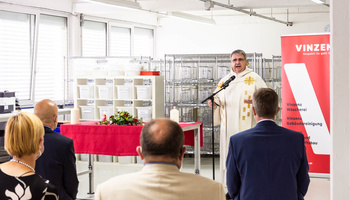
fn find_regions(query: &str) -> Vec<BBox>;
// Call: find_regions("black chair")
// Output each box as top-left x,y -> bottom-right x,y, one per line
0,124 -> 10,163
0,148 -> 9,163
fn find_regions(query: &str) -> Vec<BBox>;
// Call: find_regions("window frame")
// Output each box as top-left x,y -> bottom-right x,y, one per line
35,13 -> 69,102
108,22 -> 133,57
82,17 -> 156,58
0,8 -> 39,106
0,5 -> 156,106
0,5 -> 70,106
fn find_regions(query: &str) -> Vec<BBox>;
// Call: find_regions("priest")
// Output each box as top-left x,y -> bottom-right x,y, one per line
209,49 -> 267,191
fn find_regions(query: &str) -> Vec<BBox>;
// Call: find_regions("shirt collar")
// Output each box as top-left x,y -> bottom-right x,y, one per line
144,162 -> 178,167
44,125 -> 53,131
257,119 -> 275,124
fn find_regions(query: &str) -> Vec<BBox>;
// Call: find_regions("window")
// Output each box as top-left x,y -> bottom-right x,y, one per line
35,14 -> 67,101
110,26 -> 131,56
82,22 -> 154,58
0,11 -> 33,100
82,20 -> 107,56
0,9 -> 155,104
134,27 -> 154,57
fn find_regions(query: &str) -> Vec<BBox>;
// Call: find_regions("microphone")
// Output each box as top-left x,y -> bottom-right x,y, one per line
221,75 -> 236,88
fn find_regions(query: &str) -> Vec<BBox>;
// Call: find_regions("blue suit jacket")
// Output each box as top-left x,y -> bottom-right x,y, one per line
226,120 -> 310,200
35,126 -> 79,200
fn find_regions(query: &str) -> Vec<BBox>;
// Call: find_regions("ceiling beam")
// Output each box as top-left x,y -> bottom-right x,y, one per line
199,0 -> 293,26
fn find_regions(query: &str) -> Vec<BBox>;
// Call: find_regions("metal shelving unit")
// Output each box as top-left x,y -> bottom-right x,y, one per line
164,53 -> 264,154
262,56 -> 282,125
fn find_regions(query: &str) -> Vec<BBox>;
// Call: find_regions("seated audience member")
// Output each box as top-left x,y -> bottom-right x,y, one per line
226,88 -> 310,200
34,99 -> 79,200
0,112 -> 59,199
95,118 -> 225,200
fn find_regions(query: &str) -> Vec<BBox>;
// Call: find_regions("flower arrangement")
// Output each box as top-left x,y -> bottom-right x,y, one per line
98,111 -> 143,126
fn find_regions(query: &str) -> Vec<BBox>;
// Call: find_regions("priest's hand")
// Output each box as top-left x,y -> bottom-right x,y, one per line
244,99 -> 252,104
208,100 -> 217,109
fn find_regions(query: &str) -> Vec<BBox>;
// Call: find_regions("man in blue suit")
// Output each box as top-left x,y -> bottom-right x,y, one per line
226,88 -> 310,200
34,99 -> 79,200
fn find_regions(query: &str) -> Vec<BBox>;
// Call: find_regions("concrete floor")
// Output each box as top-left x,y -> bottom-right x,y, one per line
76,155 -> 330,200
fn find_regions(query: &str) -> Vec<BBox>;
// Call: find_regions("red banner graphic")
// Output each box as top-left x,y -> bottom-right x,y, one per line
281,33 -> 330,174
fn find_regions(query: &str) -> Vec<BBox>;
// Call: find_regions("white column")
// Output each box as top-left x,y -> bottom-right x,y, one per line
330,0 -> 350,199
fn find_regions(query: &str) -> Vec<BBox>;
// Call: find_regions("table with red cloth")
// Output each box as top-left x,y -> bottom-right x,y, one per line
60,121 -> 203,194
61,121 -> 203,156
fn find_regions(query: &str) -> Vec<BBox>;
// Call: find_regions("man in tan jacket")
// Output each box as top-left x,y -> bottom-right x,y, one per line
95,118 -> 225,200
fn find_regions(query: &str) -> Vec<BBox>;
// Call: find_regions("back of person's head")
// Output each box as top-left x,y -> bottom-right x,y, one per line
231,49 -> 247,60
253,88 -> 279,119
34,99 -> 58,125
140,118 -> 184,160
5,112 -> 44,157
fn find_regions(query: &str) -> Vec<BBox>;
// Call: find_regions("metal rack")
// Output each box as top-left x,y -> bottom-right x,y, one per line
262,56 -> 282,125
164,53 -> 264,154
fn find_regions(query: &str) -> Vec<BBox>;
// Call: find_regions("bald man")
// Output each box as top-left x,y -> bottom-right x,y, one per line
95,118 -> 225,200
34,99 -> 79,200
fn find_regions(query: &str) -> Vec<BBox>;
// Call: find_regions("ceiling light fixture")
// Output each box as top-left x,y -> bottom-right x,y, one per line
198,0 -> 293,26
86,0 -> 141,10
169,11 -> 216,25
204,0 -> 214,11
310,0 -> 325,4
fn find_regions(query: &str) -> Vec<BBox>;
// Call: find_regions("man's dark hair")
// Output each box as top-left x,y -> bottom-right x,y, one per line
231,49 -> 247,60
253,88 -> 279,118
140,119 -> 184,159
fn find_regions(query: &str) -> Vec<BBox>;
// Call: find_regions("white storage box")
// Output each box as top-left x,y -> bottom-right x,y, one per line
108,70 -> 124,76
79,154 -> 89,161
125,63 -> 142,76
78,85 -> 94,99
98,106 -> 114,120
94,70 -> 108,78
98,155 -> 113,162
125,70 -> 140,76
108,64 -> 125,77
135,85 -> 152,99
116,106 -> 133,114
97,85 -> 113,99
118,156 -> 133,164
136,156 -> 143,164
136,107 -> 152,122
116,85 -> 132,99
76,70 -> 92,77
218,66 -> 229,80
80,106 -> 95,120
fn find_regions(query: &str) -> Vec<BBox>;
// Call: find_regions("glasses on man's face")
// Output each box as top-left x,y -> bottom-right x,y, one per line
232,58 -> 245,62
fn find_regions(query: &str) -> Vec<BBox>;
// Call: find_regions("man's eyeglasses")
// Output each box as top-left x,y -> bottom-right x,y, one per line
232,58 -> 245,62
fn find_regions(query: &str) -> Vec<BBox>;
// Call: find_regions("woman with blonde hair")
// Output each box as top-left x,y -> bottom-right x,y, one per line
0,112 -> 59,199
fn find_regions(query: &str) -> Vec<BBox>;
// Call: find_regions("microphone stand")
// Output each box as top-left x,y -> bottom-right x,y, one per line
201,85 -> 229,180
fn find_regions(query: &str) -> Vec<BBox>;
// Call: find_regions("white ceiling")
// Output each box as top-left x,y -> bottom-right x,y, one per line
136,0 -> 329,12
76,0 -> 330,26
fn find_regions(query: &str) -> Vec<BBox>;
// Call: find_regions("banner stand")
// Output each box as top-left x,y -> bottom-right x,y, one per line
281,33 -> 330,176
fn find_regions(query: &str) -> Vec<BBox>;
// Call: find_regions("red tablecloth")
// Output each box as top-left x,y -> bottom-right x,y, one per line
61,121 -> 203,156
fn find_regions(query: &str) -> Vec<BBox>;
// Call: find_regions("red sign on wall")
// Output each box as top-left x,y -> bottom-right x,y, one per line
281,33 -> 330,174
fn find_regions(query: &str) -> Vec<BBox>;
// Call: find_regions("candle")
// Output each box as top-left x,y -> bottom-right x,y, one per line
170,106 -> 179,123
71,108 -> 80,124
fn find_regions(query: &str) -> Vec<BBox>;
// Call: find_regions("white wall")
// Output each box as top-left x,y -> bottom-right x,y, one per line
1,0 -> 158,27
73,2 -> 158,26
330,0 -> 350,199
156,12 -> 329,58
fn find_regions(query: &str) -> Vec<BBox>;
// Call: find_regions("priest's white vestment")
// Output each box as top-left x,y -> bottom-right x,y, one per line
213,67 -> 267,186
